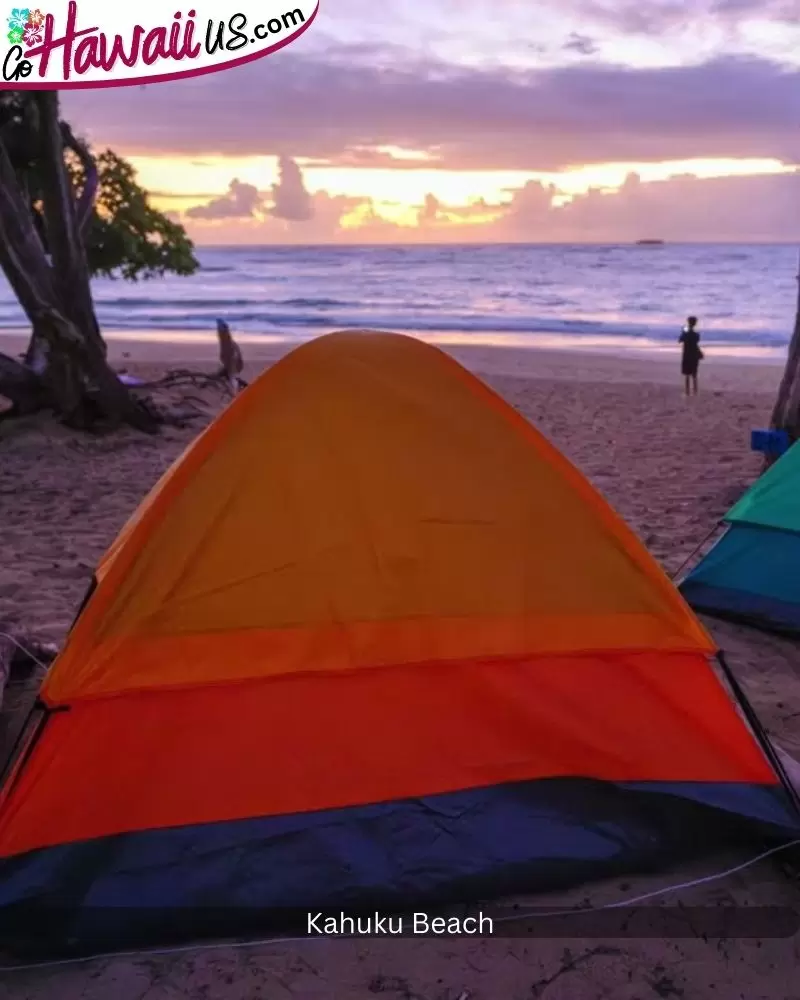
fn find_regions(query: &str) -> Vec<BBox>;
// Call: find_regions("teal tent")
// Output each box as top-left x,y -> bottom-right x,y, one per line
679,442 -> 800,633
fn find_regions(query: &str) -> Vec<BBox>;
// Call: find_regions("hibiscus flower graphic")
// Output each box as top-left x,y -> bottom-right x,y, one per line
6,7 -> 30,31
7,25 -> 23,44
22,21 -> 41,45
26,7 -> 44,26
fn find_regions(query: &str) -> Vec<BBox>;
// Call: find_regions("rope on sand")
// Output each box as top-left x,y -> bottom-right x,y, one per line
0,839 -> 798,973
0,633 -> 51,671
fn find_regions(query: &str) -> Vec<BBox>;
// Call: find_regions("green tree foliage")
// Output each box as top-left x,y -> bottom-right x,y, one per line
0,91 -> 164,429
0,90 -> 198,283
66,149 -> 199,281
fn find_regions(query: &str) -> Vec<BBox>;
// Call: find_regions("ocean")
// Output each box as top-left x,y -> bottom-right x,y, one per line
0,243 -> 796,358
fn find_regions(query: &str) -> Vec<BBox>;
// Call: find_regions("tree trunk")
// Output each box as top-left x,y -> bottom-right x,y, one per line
0,134 -> 57,307
0,125 -> 77,412
20,122 -> 100,372
0,93 -> 156,432
770,250 -> 800,447
0,154 -> 59,379
0,229 -> 50,375
34,94 -> 103,356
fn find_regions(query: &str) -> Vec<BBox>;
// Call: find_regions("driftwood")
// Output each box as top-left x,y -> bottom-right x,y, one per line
0,315 -> 247,430
217,319 -> 244,395
134,367 -> 249,392
0,315 -> 158,432
0,353 -> 247,431
129,361 -> 248,425
0,351 -> 213,429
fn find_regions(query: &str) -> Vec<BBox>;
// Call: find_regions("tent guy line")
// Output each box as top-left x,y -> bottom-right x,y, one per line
1,837 -> 798,975
0,633 -> 50,672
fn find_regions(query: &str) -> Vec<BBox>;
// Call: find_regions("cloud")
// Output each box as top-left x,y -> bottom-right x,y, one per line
413,194 -> 506,230
178,156 -> 405,243
303,147 -> 436,169
62,51 -> 800,171
418,193 -> 441,224
270,154 -> 314,221
186,179 -> 263,219
563,0 -> 800,34
185,156 -> 315,224
562,0 -> 698,34
180,168 -> 800,243
181,179 -> 374,244
563,32 -> 599,55
710,0 -> 800,19
490,168 -> 800,242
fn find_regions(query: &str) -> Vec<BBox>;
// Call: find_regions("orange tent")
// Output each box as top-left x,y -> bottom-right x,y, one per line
0,331 -> 796,957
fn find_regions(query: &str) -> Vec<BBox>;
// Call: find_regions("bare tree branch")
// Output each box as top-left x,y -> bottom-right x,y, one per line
59,120 -> 97,239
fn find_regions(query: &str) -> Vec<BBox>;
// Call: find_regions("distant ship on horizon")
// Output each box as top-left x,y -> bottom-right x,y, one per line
635,239 -> 665,245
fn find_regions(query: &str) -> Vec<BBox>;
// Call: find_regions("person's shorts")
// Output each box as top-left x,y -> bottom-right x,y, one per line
681,358 -> 699,376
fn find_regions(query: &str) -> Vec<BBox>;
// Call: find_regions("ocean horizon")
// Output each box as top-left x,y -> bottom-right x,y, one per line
0,242 -> 796,360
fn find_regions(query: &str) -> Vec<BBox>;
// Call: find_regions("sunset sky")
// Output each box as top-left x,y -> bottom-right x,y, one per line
63,0 -> 800,244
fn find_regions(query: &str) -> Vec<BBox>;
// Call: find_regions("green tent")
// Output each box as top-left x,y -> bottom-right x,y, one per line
726,442 -> 800,532
679,442 -> 800,633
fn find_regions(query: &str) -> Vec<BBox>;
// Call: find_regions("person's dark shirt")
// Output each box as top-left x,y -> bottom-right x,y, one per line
679,327 -> 701,360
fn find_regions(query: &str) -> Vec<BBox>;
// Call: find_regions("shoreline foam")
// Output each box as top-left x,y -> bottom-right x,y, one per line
0,325 -> 789,368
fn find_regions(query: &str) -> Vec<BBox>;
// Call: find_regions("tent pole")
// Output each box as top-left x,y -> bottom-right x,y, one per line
0,700 -> 47,798
670,521 -> 725,582
68,574 -> 98,633
0,699 -> 69,803
1,574 -> 90,803
716,650 -> 800,821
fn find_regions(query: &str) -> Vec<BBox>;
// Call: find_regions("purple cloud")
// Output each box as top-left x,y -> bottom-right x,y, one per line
493,169 -> 800,242
180,166 -> 800,243
186,179 -> 263,219
270,155 -> 314,221
563,0 -> 799,34
418,193 -> 441,224
184,156 -> 315,222
63,52 -> 800,171
563,32 -> 599,55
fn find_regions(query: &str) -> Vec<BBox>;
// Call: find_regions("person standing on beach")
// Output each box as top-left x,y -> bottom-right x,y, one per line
679,315 -> 703,396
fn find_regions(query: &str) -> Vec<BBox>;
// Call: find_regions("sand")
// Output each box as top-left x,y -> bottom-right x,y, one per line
0,333 -> 799,999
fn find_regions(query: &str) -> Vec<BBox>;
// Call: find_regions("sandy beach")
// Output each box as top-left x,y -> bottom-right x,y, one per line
1,333 -> 799,999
